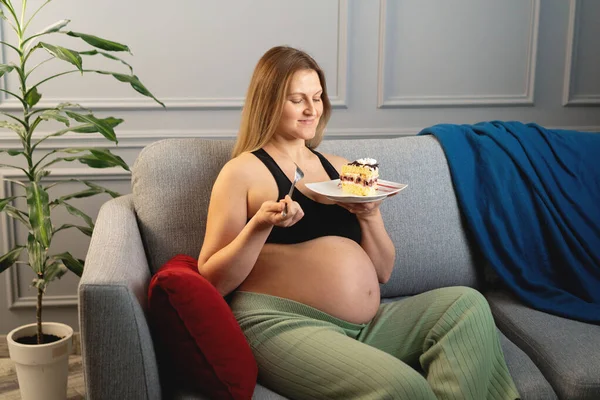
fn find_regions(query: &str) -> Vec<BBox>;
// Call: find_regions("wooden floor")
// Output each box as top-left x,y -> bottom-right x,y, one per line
0,356 -> 85,399
0,334 -> 85,399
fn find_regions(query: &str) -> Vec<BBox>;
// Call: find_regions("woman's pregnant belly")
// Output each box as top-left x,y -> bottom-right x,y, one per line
237,236 -> 381,324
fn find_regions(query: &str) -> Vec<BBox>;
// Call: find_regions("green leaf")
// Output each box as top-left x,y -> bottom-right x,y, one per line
65,111 -> 117,143
0,120 -> 26,136
95,71 -> 165,107
66,31 -> 131,53
0,163 -> 26,174
53,252 -> 84,277
35,169 -> 51,181
69,117 -> 122,133
54,223 -> 93,237
54,187 -> 103,202
26,182 -> 53,249
45,178 -> 121,198
45,102 -> 89,114
55,102 -> 89,112
0,8 -> 17,34
0,112 -> 25,127
0,2 -> 16,19
81,180 -> 121,198
43,260 -> 68,283
39,43 -> 83,72
74,156 -> 114,169
25,86 -> 42,107
39,110 -> 70,126
35,19 -> 70,36
80,50 -> 133,73
0,246 -> 24,274
1,178 -> 26,188
0,148 -> 23,156
3,205 -> 30,227
82,148 -> 129,170
58,200 -> 94,228
0,196 -> 17,212
40,148 -> 130,175
26,233 -> 46,274
0,64 -> 15,78
32,123 -> 110,148
27,102 -> 88,119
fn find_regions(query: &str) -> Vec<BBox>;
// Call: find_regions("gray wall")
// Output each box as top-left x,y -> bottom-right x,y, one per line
1,0 -> 599,334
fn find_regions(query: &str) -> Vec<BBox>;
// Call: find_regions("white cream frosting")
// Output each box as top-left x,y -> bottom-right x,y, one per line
356,158 -> 377,165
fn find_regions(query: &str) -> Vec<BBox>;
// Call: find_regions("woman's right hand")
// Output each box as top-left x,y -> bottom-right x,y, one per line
254,195 -> 304,228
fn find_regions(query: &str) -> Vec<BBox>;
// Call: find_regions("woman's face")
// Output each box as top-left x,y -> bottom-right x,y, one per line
276,69 -> 323,141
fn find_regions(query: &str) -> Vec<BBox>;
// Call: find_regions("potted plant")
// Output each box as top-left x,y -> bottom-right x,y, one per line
0,1 -> 163,398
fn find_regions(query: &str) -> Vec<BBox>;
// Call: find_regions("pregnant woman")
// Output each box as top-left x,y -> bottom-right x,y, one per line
197,45 -> 520,400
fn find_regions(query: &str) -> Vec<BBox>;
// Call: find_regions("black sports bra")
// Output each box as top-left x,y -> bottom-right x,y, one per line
251,148 -> 362,245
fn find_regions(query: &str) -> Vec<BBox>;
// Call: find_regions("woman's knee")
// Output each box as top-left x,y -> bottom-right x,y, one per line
435,286 -> 495,329
444,286 -> 490,310
458,286 -> 491,310
448,286 -> 498,336
462,285 -> 486,298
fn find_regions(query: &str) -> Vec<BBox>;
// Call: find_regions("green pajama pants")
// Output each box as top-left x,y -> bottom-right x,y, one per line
230,286 -> 520,400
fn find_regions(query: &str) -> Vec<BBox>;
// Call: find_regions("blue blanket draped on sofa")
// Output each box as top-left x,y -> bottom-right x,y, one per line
419,121 -> 600,324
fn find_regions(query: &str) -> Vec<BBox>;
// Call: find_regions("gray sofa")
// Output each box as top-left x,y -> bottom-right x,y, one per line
79,135 -> 600,400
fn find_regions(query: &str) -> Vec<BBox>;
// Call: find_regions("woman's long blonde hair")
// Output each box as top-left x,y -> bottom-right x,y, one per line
231,46 -> 332,158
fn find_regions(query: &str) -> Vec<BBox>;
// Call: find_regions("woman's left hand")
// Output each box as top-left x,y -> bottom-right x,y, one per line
335,200 -> 383,218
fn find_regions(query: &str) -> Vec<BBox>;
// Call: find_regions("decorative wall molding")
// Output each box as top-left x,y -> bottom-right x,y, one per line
1,168 -> 130,310
562,0 -> 600,106
0,0 -> 349,111
377,0 -> 540,108
331,0 -> 349,108
2,124 -> 597,152
0,130 -> 240,149
0,127 -> 420,151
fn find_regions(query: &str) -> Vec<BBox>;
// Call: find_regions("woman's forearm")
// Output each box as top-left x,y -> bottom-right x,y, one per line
357,210 -> 396,283
200,218 -> 272,295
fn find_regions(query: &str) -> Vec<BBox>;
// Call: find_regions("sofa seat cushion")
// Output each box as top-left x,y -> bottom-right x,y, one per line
148,254 -> 258,400
487,290 -> 600,400
497,331 -> 557,399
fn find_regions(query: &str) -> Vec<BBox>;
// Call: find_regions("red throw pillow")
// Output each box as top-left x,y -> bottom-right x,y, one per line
148,254 -> 257,400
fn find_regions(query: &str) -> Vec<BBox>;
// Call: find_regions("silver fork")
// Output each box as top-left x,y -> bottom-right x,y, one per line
282,163 -> 305,217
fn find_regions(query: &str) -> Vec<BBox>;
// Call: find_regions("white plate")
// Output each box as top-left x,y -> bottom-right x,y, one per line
305,179 -> 408,203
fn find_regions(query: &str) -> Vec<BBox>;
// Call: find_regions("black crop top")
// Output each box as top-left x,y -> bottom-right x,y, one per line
251,148 -> 362,245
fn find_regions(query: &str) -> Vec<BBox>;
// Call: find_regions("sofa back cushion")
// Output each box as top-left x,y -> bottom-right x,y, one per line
318,136 -> 480,296
132,136 -> 480,298
133,138 -> 231,274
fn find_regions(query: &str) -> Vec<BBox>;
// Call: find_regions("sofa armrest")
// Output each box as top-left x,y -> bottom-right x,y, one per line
79,195 -> 161,400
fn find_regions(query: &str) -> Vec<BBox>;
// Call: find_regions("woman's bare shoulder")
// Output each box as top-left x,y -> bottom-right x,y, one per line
218,151 -> 265,183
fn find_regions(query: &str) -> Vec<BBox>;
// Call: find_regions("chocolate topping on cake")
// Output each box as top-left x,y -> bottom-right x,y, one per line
349,158 -> 379,169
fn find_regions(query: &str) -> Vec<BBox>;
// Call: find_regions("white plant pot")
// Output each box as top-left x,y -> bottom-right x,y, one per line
7,322 -> 73,400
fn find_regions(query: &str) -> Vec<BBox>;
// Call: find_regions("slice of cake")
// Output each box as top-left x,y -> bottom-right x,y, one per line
340,158 -> 379,196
